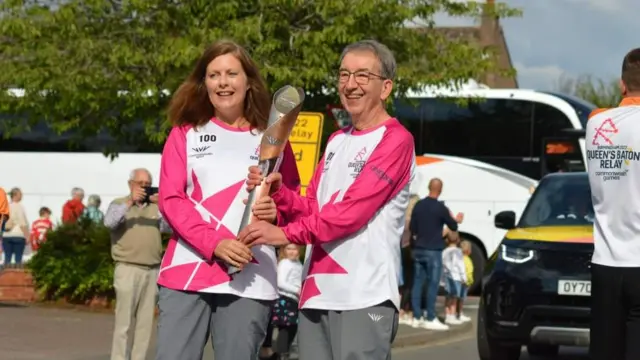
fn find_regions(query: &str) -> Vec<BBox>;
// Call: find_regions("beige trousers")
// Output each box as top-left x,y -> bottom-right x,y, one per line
110,262 -> 159,360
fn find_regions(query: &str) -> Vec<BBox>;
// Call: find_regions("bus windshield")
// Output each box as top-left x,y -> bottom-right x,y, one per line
539,91 -> 597,129
390,96 -> 585,180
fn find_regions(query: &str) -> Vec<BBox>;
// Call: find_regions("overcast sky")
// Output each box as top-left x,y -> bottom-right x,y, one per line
434,0 -> 639,90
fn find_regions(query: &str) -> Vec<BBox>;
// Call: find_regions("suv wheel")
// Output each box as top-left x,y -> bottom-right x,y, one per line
477,300 -> 521,360
527,344 -> 559,357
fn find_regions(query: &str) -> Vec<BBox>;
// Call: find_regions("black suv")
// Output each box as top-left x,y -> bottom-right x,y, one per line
477,173 -> 593,360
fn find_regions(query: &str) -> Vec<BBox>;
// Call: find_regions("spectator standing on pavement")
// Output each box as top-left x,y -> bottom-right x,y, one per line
3,188 -> 29,268
269,244 -> 303,360
105,168 -> 170,360
0,187 -> 9,262
29,207 -> 53,252
154,40 -> 300,360
399,193 -> 420,325
441,234 -> 469,325
586,48 -> 640,360
0,187 -> 9,235
62,187 -> 85,224
458,240 -> 474,322
82,194 -> 104,224
409,178 -> 463,331
241,39 -> 416,360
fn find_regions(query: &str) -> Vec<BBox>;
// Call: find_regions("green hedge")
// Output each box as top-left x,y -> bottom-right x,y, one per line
27,219 -> 170,303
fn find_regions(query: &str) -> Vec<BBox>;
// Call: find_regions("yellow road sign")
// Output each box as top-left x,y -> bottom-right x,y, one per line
289,112 -> 324,196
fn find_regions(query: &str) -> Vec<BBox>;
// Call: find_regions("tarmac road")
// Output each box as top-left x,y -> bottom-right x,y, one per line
396,336 -> 589,360
2,296 -> 589,360
0,299 -> 473,360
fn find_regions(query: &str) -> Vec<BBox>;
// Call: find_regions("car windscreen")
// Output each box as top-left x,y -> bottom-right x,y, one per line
519,175 -> 593,227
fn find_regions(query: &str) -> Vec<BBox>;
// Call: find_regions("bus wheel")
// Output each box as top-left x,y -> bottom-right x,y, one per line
464,236 -> 485,296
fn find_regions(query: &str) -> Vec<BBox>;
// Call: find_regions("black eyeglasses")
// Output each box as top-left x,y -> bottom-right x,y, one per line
338,70 -> 386,85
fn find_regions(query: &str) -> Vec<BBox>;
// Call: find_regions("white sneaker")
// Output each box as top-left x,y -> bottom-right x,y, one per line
445,315 -> 463,325
458,313 -> 472,323
398,314 -> 412,325
423,317 -> 450,331
410,317 -> 426,329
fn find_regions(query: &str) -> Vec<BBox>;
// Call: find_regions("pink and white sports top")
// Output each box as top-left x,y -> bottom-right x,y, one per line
273,118 -> 415,311
157,118 -> 300,300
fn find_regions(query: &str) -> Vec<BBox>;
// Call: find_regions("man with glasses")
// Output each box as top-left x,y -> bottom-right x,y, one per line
104,168 -> 170,360
240,40 -> 415,360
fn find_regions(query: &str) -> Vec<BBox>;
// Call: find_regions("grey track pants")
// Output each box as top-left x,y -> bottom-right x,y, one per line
298,301 -> 399,360
155,286 -> 273,360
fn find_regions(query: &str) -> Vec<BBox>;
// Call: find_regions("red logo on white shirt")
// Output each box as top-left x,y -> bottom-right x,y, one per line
347,147 -> 367,178
250,146 -> 260,161
354,147 -> 367,161
592,118 -> 618,146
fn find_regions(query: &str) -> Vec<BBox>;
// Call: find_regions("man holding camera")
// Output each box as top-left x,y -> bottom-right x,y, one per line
104,168 -> 170,360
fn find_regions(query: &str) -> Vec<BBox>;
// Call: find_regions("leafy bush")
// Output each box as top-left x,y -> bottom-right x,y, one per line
28,218 -> 115,303
28,218 -> 172,304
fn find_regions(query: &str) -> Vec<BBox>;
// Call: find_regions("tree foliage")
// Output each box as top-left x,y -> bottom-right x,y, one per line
0,0 -> 520,155
556,74 -> 622,108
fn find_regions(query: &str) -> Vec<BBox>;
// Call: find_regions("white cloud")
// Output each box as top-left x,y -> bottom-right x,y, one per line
501,0 -> 639,88
561,0 -> 625,13
427,0 -> 639,89
514,62 -> 567,91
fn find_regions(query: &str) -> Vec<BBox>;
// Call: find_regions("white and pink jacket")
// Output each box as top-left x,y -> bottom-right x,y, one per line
273,118 -> 416,311
157,118 -> 300,300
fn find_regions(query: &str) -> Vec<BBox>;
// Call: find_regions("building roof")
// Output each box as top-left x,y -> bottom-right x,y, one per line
427,1 -> 518,88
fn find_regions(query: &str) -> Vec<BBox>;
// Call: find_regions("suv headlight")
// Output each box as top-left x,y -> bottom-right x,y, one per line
500,244 -> 535,264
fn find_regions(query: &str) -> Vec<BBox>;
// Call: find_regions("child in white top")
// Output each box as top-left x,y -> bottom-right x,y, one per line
442,234 -> 467,325
270,244 -> 303,360
277,245 -> 303,301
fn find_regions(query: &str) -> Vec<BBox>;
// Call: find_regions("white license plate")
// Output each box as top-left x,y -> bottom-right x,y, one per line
557,280 -> 591,296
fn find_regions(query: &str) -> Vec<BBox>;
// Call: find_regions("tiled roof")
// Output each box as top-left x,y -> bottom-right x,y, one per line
435,27 -> 481,42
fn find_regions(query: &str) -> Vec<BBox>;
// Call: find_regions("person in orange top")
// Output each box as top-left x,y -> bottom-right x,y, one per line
587,48 -> 640,360
61,187 -> 85,224
30,207 -> 53,251
0,187 -> 9,235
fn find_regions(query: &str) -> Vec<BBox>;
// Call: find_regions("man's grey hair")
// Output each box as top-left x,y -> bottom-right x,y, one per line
87,194 -> 101,207
339,40 -> 397,80
129,168 -> 153,183
71,187 -> 84,198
